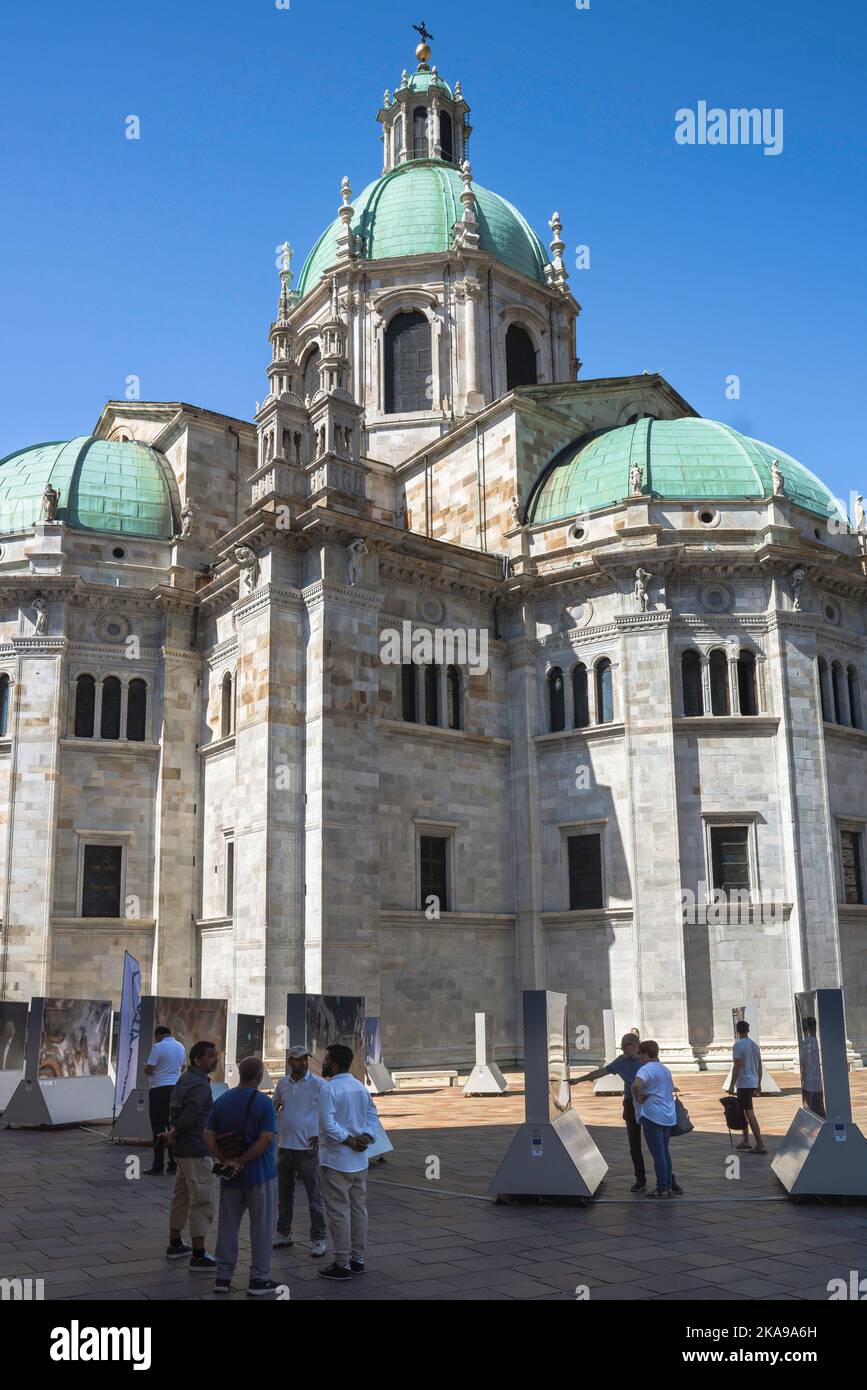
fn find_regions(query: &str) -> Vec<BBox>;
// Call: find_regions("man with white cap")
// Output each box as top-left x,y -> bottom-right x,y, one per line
272,1045 -> 327,1257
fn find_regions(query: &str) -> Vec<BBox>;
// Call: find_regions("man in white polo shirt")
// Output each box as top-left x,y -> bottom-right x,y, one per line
317,1043 -> 380,1282
272,1045 -> 327,1257
144,1025 -> 186,1175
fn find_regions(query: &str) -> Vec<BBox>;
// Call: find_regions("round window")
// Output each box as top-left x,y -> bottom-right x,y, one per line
569,523 -> 587,543
112,547 -> 126,559
698,508 -> 720,527
823,600 -> 841,626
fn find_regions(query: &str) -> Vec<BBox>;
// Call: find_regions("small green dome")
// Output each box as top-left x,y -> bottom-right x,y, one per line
403,71 -> 453,98
526,418 -> 840,524
0,436 -> 181,539
297,160 -> 548,296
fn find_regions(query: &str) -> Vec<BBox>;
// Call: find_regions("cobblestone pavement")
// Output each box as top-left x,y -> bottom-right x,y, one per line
1,1073 -> 865,1301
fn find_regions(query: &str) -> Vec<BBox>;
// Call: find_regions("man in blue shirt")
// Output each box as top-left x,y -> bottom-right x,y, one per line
205,1055 -> 278,1296
575,1032 -> 648,1192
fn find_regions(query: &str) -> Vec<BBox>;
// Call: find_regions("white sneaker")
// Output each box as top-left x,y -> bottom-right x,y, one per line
272,1234 -> 293,1248
310,1238 -> 327,1258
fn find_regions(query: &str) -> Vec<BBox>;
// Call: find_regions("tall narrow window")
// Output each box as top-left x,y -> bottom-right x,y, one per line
302,346 -> 320,401
832,662 -> 847,725
710,825 -> 750,893
841,830 -> 865,905
505,325 -> 538,390
221,673 -> 234,738
446,666 -> 461,730
439,110 -> 454,162
82,844 -> 123,918
548,667 -> 565,732
737,650 -> 758,716
682,650 -> 703,717
385,311 -> 431,414
401,664 -> 417,723
420,835 -> 448,910
226,840 -> 235,917
709,650 -> 730,716
0,674 -> 9,736
848,667 -> 862,729
412,106 -> 428,158
74,674 -> 96,738
393,114 -> 404,162
596,659 -> 614,724
126,679 -> 147,741
424,665 -> 440,727
572,664 -> 589,728
568,833 -> 603,910
818,657 -> 832,723
100,677 -> 122,740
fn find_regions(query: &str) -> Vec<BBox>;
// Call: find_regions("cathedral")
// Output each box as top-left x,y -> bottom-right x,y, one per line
1,39 -> 865,1071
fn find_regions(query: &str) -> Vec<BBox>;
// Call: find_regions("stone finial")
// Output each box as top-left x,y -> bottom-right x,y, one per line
383,89 -> 391,108
771,459 -> 785,496
341,176 -> 352,207
276,241 -> 293,319
548,211 -> 569,289
454,79 -> 463,99
452,160 -> 480,251
400,68 -> 409,88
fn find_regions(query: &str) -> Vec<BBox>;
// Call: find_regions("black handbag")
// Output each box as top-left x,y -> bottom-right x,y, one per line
670,1096 -> 694,1137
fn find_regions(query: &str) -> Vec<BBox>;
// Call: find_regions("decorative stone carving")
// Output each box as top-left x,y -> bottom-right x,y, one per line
629,464 -> 644,497
95,614 -> 130,643
509,495 -> 522,526
417,593 -> 444,624
634,567 -> 652,612
772,459 -> 785,497
41,483 -> 60,523
790,566 -> 807,611
179,497 -> 197,539
347,538 -> 369,587
233,544 -> 259,596
32,595 -> 48,634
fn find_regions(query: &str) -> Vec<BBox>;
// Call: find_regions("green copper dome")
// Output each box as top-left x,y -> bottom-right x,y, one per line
0,436 -> 181,539
526,418 -> 841,525
403,71 -> 453,98
297,160 -> 548,296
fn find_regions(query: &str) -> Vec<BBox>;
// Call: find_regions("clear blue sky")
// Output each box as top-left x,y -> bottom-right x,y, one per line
1,0 -> 864,504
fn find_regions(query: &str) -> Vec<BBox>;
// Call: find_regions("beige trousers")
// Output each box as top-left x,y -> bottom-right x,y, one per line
319,1165 -> 368,1267
169,1157 -> 215,1241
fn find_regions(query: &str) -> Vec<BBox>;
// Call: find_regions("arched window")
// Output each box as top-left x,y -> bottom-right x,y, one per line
682,650 -> 703,717
385,311 -> 432,415
548,667 -> 565,732
848,666 -> 862,730
221,673 -> 234,738
709,650 -> 730,716
447,666 -> 461,730
302,346 -> 320,401
100,676 -> 121,739
818,657 -> 832,723
737,650 -> 758,716
412,106 -> 428,158
401,664 -> 417,723
127,678 -> 147,742
439,111 -> 454,162
424,665 -> 440,726
506,324 -> 538,390
0,674 -> 10,736
572,664 -> 589,728
74,674 -> 96,738
596,659 -> 614,724
832,662 -> 847,725
393,115 -> 404,162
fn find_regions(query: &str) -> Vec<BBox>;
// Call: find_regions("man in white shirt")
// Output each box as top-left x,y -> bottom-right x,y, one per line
729,1020 -> 767,1153
144,1026 -> 186,1175
317,1043 -> 380,1282
272,1045 -> 327,1257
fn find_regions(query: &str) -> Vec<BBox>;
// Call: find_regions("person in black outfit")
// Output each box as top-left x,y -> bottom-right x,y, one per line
576,1032 -> 647,1192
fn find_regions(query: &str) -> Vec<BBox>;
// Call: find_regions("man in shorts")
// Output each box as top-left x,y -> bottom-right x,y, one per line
729,1019 -> 767,1154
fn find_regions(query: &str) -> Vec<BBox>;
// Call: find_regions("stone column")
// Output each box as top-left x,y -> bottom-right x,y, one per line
0,633 -> 66,1000
462,280 -> 484,413
617,611 -> 694,1061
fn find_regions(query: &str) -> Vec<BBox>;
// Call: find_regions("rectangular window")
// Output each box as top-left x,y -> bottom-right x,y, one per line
568,833 -> 603,910
710,826 -> 750,893
226,840 -> 235,916
82,844 -> 123,918
420,835 -> 448,912
841,830 -> 865,905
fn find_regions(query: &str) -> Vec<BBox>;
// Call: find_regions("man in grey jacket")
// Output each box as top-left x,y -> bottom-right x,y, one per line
160,1040 -> 219,1270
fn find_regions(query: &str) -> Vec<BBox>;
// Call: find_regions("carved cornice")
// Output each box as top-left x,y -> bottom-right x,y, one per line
6,636 -> 68,654
162,645 -> 202,665
613,611 -> 673,631
301,580 -> 385,612
533,622 -> 619,650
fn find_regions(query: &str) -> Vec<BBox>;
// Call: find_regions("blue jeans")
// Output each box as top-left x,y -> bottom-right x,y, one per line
640,1117 -> 674,1190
